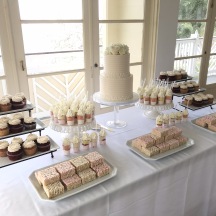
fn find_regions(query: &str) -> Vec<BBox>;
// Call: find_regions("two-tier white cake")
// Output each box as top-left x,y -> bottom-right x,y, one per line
100,44 -> 133,102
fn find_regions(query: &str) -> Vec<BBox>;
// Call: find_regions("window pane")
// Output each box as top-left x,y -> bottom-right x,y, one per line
178,0 -> 208,20
99,0 -> 144,20
18,0 -> 82,20
131,65 -> 142,92
26,52 -> 84,75
175,22 -> 206,57
174,57 -> 201,79
207,55 -> 216,84
22,24 -> 83,53
210,22 -> 216,54
99,23 -> 143,67
28,72 -> 85,112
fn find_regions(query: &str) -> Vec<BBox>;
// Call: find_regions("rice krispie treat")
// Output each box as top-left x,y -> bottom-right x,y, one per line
195,117 -> 207,127
150,134 -> 164,145
166,139 -> 179,150
174,135 -> 188,145
78,168 -> 96,184
70,156 -> 90,172
84,151 -> 104,167
164,129 -> 174,142
169,126 -> 182,137
61,174 -> 82,191
43,181 -> 64,199
208,124 -> 216,132
151,127 -> 169,138
35,167 -> 60,186
132,134 -> 155,149
141,146 -> 160,157
54,161 -> 75,180
91,162 -> 111,178
156,142 -> 170,153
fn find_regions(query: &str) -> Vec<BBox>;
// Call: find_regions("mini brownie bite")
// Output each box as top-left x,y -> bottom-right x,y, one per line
0,122 -> 9,137
36,135 -> 50,152
11,96 -> 25,110
8,118 -> 23,133
24,117 -> 36,130
0,97 -> 12,112
0,140 -> 9,157
7,143 -> 23,161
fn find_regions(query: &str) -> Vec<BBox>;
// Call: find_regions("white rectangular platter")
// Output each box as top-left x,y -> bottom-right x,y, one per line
179,100 -> 216,111
191,118 -> 216,134
28,157 -> 117,202
127,138 -> 194,161
172,88 -> 206,97
0,136 -> 59,168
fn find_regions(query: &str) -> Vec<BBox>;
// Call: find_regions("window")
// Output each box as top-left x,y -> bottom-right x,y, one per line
1,0 -> 146,114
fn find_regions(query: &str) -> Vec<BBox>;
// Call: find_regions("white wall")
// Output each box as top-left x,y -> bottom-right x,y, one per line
155,0 -> 180,77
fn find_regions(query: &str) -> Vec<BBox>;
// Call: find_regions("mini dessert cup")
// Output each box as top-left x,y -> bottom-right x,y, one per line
182,109 -> 189,122
62,138 -> 71,156
90,132 -> 98,148
144,95 -> 150,105
150,94 -> 157,106
67,116 -> 75,126
156,115 -> 163,127
72,135 -> 80,153
99,129 -> 106,145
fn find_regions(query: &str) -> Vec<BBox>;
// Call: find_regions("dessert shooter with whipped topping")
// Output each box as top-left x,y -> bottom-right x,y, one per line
163,114 -> 169,128
58,108 -> 66,125
77,109 -> 85,125
99,129 -> 106,145
90,132 -> 98,148
66,109 -> 75,126
82,132 -> 90,150
176,111 -> 182,123
150,92 -> 157,105
85,106 -> 93,123
156,115 -> 163,127
62,138 -> 71,156
165,89 -> 172,104
182,109 -> 189,121
169,112 -> 176,126
72,135 -> 80,153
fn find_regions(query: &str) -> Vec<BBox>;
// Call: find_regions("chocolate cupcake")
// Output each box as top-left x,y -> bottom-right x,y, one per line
193,83 -> 199,91
24,117 -> 36,130
7,143 -> 23,161
172,83 -> 180,93
11,137 -> 24,147
180,70 -> 187,79
0,98 -> 12,112
193,96 -> 203,107
167,71 -> 176,82
13,113 -> 24,124
36,136 -> 50,152
175,71 -> 182,80
206,94 -> 214,104
8,118 -> 24,133
26,133 -> 38,142
159,71 -> 168,80
11,96 -> 25,110
15,92 -> 26,105
202,95 -> 209,105
0,122 -> 9,137
187,84 -> 195,93
0,141 -> 9,157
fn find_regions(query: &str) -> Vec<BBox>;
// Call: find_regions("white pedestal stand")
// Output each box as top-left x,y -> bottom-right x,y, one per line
93,92 -> 139,129
135,102 -> 174,119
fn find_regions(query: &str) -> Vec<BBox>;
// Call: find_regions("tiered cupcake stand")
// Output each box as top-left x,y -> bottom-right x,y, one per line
93,92 -> 139,128
0,102 -> 59,168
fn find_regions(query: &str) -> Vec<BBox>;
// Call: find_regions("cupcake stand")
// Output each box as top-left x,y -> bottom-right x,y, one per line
0,102 -> 59,168
93,92 -> 139,128
135,102 -> 174,119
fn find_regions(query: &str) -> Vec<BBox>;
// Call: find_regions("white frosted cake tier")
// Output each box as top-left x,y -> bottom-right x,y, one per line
100,54 -> 133,102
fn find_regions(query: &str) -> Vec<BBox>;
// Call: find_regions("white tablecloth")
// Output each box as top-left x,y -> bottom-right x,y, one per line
1,100 -> 216,216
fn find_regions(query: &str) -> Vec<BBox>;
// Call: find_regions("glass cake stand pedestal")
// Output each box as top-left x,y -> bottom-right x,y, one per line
93,92 -> 139,129
135,102 -> 174,119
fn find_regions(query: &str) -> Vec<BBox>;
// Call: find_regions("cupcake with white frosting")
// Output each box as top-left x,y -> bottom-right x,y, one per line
7,143 -> 23,161
206,94 -> 214,104
0,97 -> 12,112
8,118 -> 23,133
0,141 -> 9,157
11,96 -> 25,109
23,140 -> 37,156
0,122 -> 9,137
24,117 -> 36,130
26,133 -> 38,142
36,135 -> 50,152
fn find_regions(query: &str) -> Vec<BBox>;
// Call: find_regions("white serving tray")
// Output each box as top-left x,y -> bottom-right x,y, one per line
28,156 -> 117,202
179,100 -> 216,111
126,138 -> 194,161
191,118 -> 216,134
0,136 -> 59,168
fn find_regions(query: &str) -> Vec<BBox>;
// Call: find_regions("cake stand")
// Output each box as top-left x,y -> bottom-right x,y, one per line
135,102 -> 174,119
93,92 -> 139,128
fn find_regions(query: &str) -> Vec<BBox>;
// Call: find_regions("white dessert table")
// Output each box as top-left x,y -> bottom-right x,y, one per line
1,97 -> 216,216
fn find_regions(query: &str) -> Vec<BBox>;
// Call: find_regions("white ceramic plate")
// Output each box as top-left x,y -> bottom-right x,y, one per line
191,118 -> 216,134
28,157 -> 117,202
127,138 -> 194,161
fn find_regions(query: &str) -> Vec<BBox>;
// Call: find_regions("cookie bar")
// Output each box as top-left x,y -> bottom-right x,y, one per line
70,156 -> 90,172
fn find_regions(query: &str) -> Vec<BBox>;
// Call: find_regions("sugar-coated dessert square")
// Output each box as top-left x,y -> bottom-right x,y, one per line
78,168 -> 96,184
205,115 -> 216,126
195,117 -> 207,127
91,162 -> 111,177
84,151 -> 104,167
54,161 -> 75,180
208,124 -> 216,132
132,134 -> 155,148
43,181 -> 64,199
166,139 -> 179,150
70,156 -> 90,172
150,134 -> 164,145
141,146 -> 160,157
61,174 -> 82,191
169,126 -> 182,137
164,129 -> 174,141
36,167 -> 60,186
174,136 -> 188,145
156,142 -> 170,153
151,127 -> 169,138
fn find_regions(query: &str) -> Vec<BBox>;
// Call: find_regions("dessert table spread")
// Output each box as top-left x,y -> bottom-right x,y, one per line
1,99 -> 216,216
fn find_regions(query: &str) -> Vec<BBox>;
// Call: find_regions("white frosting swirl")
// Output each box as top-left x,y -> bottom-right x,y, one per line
63,138 -> 71,146
0,141 -> 9,149
37,136 -> 49,144
23,140 -> 35,148
91,132 -> 98,140
8,119 -> 21,125
13,113 -> 24,119
11,137 -> 23,144
99,129 -> 106,137
12,96 -> 23,102
0,122 -> 8,129
66,109 -> 74,117
8,143 -> 21,152
26,133 -> 38,141
0,98 -> 10,105
24,117 -> 35,124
